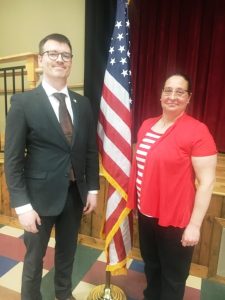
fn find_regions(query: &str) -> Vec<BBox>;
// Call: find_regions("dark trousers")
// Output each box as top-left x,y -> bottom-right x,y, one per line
138,213 -> 194,300
21,183 -> 83,300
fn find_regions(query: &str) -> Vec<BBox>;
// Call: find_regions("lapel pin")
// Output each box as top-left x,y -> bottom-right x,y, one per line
73,99 -> 77,103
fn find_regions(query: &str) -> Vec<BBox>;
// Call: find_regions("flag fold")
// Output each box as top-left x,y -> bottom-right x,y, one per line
97,0 -> 133,275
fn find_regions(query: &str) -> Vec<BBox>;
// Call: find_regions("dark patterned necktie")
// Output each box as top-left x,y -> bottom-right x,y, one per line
53,92 -> 73,144
53,92 -> 75,181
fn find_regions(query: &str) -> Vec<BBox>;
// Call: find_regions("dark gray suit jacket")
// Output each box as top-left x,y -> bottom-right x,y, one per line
4,84 -> 99,216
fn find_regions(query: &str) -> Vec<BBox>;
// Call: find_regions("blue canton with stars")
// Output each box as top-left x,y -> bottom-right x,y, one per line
106,0 -> 131,94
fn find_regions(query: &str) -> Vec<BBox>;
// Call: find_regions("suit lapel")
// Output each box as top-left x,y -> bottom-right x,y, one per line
35,85 -> 70,147
69,91 -> 79,145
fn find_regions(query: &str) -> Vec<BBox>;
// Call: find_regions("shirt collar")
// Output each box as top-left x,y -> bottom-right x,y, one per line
42,80 -> 69,98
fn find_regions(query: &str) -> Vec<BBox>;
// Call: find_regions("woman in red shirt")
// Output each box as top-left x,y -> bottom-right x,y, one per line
127,74 -> 217,300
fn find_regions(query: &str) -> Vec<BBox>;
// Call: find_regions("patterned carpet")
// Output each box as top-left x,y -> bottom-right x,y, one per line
0,224 -> 203,300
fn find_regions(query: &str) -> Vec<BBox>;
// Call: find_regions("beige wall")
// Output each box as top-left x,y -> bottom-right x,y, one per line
0,0 -> 85,136
0,0 -> 85,84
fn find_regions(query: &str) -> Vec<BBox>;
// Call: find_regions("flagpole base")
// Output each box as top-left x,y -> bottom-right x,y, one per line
87,284 -> 127,300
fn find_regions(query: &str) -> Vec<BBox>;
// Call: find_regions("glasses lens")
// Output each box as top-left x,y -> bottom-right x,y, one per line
61,52 -> 73,62
47,51 -> 58,60
163,88 -> 173,95
175,89 -> 186,97
163,88 -> 187,97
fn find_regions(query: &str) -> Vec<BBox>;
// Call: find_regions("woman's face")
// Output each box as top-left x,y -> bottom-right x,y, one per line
160,75 -> 191,115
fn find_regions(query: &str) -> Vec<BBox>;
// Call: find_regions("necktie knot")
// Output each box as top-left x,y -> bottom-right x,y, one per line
53,92 -> 73,142
53,92 -> 66,103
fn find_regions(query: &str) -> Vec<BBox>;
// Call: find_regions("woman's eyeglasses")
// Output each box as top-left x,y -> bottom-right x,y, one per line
162,88 -> 188,98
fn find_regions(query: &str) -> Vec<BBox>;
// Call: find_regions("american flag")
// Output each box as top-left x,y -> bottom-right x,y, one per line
97,0 -> 132,275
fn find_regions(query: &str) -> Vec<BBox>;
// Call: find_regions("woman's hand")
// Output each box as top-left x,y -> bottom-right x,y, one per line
181,222 -> 200,247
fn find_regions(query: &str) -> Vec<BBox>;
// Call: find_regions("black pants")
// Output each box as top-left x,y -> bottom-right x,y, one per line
138,213 -> 194,300
21,183 -> 83,300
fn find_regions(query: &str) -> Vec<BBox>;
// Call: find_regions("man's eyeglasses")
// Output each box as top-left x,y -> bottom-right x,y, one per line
41,51 -> 73,62
162,88 -> 188,98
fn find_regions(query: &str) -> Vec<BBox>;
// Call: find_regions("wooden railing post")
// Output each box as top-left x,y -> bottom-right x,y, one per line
25,54 -> 39,89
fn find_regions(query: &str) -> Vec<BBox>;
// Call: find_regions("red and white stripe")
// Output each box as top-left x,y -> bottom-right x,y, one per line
136,130 -> 162,209
98,70 -> 132,273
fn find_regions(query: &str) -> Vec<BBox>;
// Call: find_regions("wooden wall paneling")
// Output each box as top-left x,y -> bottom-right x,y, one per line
221,196 -> 225,218
80,213 -> 92,236
198,215 -> 215,266
78,176 -> 108,250
91,176 -> 107,239
206,194 -> 224,218
0,163 -> 13,217
1,168 -> 12,216
189,262 -> 208,278
79,176 -> 108,240
0,164 -> 3,214
192,238 -> 201,263
198,195 -> 223,266
0,133 -> 4,151
208,217 -> 225,278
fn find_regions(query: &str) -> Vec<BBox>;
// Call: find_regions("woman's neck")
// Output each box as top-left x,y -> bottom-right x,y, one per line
161,111 -> 185,127
151,111 -> 185,134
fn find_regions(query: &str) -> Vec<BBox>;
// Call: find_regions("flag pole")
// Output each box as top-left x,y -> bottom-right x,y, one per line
87,271 -> 127,300
88,0 -> 132,298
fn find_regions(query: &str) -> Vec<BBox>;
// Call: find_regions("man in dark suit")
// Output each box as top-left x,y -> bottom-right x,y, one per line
4,33 -> 99,300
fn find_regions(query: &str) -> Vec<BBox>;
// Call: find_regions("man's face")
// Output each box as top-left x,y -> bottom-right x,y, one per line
38,39 -> 72,83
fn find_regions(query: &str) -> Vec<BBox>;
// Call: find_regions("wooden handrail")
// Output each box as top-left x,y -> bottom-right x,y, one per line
0,52 -> 84,91
0,52 -> 37,63
0,52 -> 39,89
